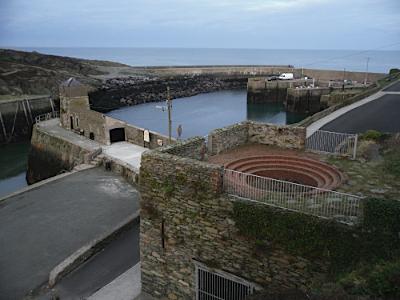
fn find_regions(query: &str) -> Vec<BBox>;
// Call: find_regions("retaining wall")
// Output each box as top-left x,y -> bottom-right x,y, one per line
139,149 -> 328,299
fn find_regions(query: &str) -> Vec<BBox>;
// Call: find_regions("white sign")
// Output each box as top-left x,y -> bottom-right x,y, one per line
157,139 -> 163,146
144,130 -> 150,143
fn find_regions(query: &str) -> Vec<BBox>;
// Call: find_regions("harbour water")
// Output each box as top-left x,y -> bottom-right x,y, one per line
0,143 -> 30,198
107,90 -> 308,139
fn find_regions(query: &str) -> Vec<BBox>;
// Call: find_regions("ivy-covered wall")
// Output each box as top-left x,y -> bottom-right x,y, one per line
233,198 -> 400,298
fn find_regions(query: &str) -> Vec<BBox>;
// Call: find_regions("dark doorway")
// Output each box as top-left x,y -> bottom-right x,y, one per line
89,132 -> 95,140
110,128 -> 125,143
70,116 -> 74,129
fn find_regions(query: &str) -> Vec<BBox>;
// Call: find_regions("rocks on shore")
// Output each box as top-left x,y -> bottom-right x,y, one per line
89,75 -> 247,112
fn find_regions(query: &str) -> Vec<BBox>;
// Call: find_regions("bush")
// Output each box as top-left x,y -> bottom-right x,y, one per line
384,151 -> 400,177
232,198 -> 400,297
339,260 -> 400,298
389,68 -> 400,75
360,130 -> 387,142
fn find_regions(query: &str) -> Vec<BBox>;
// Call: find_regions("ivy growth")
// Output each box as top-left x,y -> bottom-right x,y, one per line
232,198 -> 400,279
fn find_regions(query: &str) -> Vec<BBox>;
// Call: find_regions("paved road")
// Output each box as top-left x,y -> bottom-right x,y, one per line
36,222 -> 140,300
0,167 -> 139,300
320,81 -> 400,134
383,81 -> 400,92
321,94 -> 400,134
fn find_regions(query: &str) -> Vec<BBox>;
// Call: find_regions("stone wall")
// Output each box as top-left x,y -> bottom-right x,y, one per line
27,123 -> 98,184
248,121 -> 306,149
207,122 -> 306,155
302,68 -> 384,83
208,122 -> 249,155
139,150 -> 327,299
159,137 -> 206,160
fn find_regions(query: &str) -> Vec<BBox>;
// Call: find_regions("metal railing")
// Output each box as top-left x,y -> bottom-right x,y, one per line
35,111 -> 60,124
224,169 -> 362,224
306,130 -> 358,159
195,262 -> 255,300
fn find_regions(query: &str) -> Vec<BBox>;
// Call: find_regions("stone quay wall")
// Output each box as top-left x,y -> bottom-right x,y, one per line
139,149 -> 328,299
285,88 -> 332,114
0,96 -> 57,144
27,122 -> 98,184
208,121 -> 306,156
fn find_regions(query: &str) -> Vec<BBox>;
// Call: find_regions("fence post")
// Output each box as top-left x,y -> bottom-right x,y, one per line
352,134 -> 358,160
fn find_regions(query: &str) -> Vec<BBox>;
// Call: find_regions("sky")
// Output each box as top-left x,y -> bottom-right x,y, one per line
0,0 -> 399,50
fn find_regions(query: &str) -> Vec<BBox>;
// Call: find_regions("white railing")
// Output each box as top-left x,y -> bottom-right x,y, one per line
224,169 -> 362,224
35,111 -> 60,124
306,130 -> 358,159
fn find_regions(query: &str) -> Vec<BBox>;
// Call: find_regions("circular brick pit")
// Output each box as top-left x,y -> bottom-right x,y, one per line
225,155 -> 344,190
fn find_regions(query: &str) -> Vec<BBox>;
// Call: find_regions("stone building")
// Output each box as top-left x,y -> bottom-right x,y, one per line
59,77 -> 170,147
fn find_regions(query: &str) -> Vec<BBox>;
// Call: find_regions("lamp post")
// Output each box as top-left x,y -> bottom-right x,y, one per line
166,86 -> 172,143
364,57 -> 370,86
156,86 -> 173,143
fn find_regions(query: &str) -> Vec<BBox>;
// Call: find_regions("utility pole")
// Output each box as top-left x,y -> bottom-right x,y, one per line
342,68 -> 346,92
364,57 -> 370,86
166,86 -> 172,143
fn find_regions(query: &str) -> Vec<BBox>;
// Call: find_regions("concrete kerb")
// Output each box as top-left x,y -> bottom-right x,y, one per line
48,211 -> 140,287
0,164 -> 95,204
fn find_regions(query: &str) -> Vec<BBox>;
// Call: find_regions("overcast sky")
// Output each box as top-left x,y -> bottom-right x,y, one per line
0,0 -> 399,50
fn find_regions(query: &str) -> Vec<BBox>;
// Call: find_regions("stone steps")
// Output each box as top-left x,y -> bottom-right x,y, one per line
225,155 -> 344,190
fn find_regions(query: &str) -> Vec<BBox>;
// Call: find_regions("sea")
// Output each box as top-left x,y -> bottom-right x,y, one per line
12,47 -> 400,73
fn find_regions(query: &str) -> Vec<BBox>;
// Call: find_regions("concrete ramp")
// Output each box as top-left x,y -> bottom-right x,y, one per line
0,167 -> 139,299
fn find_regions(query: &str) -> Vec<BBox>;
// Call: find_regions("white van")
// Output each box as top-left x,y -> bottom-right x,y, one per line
278,73 -> 294,80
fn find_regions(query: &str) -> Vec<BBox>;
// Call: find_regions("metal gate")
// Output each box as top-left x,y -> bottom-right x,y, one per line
195,263 -> 255,300
306,130 -> 358,159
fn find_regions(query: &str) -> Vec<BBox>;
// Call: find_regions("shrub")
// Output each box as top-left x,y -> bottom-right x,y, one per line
339,260 -> 400,298
389,68 -> 400,75
360,130 -> 387,142
384,151 -> 400,177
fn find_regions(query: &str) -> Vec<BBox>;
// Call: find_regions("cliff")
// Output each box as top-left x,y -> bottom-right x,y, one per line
0,48 -> 130,96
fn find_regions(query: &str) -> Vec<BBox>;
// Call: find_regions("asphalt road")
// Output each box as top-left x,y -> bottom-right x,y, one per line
36,221 -> 140,300
321,93 -> 400,134
0,167 -> 139,300
383,81 -> 400,92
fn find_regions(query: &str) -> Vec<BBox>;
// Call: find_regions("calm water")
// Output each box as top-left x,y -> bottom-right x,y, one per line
107,90 -> 308,139
15,47 -> 400,73
0,143 -> 30,198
